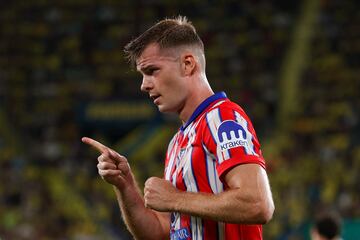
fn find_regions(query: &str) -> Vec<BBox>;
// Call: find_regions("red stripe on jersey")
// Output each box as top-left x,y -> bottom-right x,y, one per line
225,223 -> 263,239
164,92 -> 265,240
203,219 -> 219,239
191,143 -> 213,193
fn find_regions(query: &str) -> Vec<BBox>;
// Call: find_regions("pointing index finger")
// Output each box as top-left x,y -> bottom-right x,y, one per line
82,137 -> 108,153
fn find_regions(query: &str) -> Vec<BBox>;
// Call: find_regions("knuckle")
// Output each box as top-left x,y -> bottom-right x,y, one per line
109,149 -> 116,156
146,177 -> 155,185
99,169 -> 110,176
144,179 -> 150,186
98,162 -> 108,170
97,162 -> 102,169
103,150 -> 110,158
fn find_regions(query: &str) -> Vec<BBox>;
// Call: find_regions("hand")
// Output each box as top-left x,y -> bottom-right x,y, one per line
82,137 -> 133,189
144,177 -> 179,212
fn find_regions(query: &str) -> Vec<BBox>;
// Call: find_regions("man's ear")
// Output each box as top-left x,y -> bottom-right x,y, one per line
182,54 -> 196,76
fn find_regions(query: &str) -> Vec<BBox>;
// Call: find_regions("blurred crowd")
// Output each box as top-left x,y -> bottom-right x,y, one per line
0,0 -> 358,239
266,0 -> 360,238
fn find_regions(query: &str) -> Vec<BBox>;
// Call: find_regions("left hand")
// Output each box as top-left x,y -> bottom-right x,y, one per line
144,177 -> 179,212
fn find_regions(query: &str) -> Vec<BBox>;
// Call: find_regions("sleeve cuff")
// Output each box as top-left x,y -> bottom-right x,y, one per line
217,155 -> 266,183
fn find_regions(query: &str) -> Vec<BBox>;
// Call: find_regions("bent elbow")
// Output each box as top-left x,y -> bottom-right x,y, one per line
257,200 -> 275,224
249,196 -> 274,224
262,204 -> 275,224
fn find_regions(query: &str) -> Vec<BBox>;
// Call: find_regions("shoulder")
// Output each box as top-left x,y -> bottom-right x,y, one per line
202,99 -> 252,127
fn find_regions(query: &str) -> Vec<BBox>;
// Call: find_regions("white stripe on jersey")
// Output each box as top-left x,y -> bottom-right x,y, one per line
182,149 -> 196,192
203,144 -> 223,194
167,134 -> 177,159
212,100 -> 226,108
234,111 -> 258,156
183,120 -> 195,135
182,148 -> 203,240
206,108 -> 231,163
171,121 -> 198,184
170,212 -> 182,236
165,140 -> 178,181
190,215 -> 203,240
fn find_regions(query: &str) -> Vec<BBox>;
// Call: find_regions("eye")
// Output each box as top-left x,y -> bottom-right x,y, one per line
145,67 -> 159,76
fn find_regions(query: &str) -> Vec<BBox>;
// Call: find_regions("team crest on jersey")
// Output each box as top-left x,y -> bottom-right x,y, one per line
217,120 -> 248,151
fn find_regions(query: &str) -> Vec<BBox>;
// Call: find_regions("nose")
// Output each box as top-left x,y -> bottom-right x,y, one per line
140,76 -> 153,92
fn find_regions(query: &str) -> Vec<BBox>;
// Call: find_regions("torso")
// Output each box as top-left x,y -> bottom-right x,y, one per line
164,93 -> 265,240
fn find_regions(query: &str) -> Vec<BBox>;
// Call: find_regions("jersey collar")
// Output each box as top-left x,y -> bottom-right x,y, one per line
181,91 -> 227,131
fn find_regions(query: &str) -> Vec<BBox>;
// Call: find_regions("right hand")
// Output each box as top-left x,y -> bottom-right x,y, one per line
82,137 -> 133,189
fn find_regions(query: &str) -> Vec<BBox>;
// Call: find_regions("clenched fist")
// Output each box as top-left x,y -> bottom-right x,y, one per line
144,177 -> 180,212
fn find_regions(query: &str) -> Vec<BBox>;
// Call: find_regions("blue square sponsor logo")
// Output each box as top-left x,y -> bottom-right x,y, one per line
217,120 -> 248,151
170,227 -> 191,240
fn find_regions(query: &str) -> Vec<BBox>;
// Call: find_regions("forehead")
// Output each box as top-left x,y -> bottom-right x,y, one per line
136,43 -> 177,70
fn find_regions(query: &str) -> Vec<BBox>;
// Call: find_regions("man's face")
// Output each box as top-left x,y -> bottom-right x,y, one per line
136,43 -> 189,114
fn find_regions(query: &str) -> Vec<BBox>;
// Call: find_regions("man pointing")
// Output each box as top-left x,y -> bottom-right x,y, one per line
83,16 -> 274,240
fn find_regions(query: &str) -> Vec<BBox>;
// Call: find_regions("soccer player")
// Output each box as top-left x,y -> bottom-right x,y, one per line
82,16 -> 274,240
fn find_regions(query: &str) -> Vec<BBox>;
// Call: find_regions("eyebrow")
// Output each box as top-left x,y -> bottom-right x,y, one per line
137,64 -> 158,73
136,56 -> 179,72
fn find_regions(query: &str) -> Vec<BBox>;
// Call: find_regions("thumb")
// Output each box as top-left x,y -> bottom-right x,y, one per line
109,149 -> 128,164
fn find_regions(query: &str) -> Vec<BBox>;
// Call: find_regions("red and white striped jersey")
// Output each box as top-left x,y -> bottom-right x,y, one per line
164,92 -> 265,240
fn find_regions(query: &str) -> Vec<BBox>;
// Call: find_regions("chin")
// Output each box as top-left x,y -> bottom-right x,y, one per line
157,105 -> 176,114
157,105 -> 167,113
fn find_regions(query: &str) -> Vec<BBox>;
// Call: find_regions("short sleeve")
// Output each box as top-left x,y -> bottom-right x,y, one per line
202,102 -> 266,182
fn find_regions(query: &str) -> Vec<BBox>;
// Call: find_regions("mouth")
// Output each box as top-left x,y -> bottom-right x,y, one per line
150,94 -> 161,103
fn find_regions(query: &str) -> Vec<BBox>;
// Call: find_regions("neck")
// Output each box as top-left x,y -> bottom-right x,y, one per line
178,76 -> 214,123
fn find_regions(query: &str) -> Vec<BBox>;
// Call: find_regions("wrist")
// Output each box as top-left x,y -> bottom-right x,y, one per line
113,183 -> 144,208
114,171 -> 136,190
172,190 -> 185,212
114,179 -> 136,195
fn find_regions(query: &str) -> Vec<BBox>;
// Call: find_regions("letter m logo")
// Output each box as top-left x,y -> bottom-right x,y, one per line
217,120 -> 246,143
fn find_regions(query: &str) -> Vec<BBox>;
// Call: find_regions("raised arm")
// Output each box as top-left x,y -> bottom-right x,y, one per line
82,137 -> 170,240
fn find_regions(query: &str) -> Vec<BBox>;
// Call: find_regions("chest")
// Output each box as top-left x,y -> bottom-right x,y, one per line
164,126 -> 221,193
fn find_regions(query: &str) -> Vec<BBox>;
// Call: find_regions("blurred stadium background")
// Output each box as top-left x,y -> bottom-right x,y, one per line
0,0 -> 359,239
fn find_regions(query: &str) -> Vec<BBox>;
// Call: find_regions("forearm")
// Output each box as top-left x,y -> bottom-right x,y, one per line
82,138 -> 169,239
173,188 -> 272,224
114,184 -> 168,240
